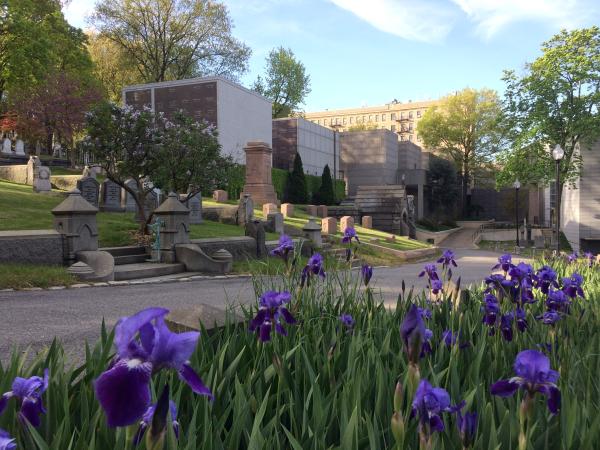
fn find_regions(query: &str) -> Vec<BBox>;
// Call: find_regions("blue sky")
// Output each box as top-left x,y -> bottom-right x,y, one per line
64,0 -> 600,111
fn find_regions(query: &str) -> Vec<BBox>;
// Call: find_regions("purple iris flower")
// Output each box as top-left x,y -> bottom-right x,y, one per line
133,400 -> 180,445
535,266 -> 558,294
566,252 -> 578,263
482,293 -> 500,327
442,330 -> 471,349
94,308 -> 212,428
0,369 -> 49,427
418,306 -> 432,320
361,264 -> 373,286
339,314 -> 355,330
400,304 -> 427,364
301,253 -> 326,287
493,253 -> 514,273
546,289 -> 571,313
536,311 -> 561,325
0,429 -> 16,450
431,279 -> 443,295
437,249 -> 458,268
500,313 -> 514,341
249,291 -> 296,342
562,273 -> 584,299
515,308 -> 528,332
411,380 -> 463,434
422,328 -> 434,357
490,349 -> 560,414
342,226 -> 359,244
584,252 -> 595,267
418,263 -> 439,280
456,411 -> 478,448
269,234 -> 294,263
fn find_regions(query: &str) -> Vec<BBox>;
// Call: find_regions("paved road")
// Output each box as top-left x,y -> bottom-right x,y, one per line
0,249 -> 526,364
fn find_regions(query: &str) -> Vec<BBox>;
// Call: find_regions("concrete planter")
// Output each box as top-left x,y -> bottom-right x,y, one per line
415,227 -> 461,245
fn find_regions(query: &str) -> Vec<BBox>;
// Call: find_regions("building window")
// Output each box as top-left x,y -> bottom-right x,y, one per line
417,110 -> 421,118
324,119 -> 328,125
363,115 -> 366,122
382,114 -> 386,121
401,112 -> 405,119
375,115 -> 379,122
391,125 -> 396,132
409,123 -> 413,131
400,135 -> 405,141
368,115 -> 372,121
391,113 -> 396,120
409,111 -> 413,119
349,117 -> 353,124
343,117 -> 347,125
409,134 -> 413,141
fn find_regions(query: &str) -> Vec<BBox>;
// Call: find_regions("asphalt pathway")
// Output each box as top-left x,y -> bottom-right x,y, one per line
0,249 -> 527,364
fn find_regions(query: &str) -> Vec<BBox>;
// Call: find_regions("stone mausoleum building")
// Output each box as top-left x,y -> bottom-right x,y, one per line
122,76 -> 272,163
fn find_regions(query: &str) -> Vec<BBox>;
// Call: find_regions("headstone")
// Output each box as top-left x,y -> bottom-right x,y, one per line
281,203 -> 294,218
14,139 -> 25,156
267,212 -> 284,234
135,190 -> 158,222
362,216 -> 373,229
245,220 -> 267,257
534,235 -> 545,249
2,138 -> 11,154
26,156 -> 38,184
306,205 -> 318,216
82,165 -> 94,179
122,179 -> 138,212
241,141 -> 278,205
213,190 -> 228,202
340,216 -> 355,232
262,203 -> 278,217
76,176 -> 100,207
101,179 -> 123,212
317,205 -> 328,218
303,218 -> 322,247
33,166 -> 52,192
237,193 -> 254,225
187,193 -> 203,224
321,217 -> 337,235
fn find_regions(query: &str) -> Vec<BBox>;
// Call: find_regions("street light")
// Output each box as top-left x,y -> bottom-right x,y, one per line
552,144 -> 565,254
513,179 -> 521,247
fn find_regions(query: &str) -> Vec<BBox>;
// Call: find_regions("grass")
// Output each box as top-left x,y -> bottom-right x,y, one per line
0,263 -> 75,289
1,254 -> 599,448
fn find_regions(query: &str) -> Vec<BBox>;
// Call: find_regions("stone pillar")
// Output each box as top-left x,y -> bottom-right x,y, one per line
362,216 -> 373,229
340,216 -> 355,232
317,205 -> 328,218
306,205 -> 317,216
321,217 -> 337,235
262,203 -> 278,217
281,203 -> 294,217
242,141 -> 278,205
52,189 -> 99,265
153,192 -> 190,263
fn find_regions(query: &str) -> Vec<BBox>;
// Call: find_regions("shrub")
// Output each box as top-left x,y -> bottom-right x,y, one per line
285,153 -> 308,203
312,164 -> 335,205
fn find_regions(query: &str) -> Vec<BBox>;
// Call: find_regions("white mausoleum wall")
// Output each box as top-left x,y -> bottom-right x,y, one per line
296,118 -> 339,177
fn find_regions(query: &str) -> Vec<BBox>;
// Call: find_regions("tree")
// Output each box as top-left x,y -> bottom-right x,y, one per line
427,157 -> 459,220
10,71 -> 102,163
498,27 -> 600,204
91,0 -> 251,83
285,152 -> 308,204
1,0 -> 95,103
87,32 -> 139,103
253,47 -> 311,118
418,88 -> 503,217
312,164 -> 335,205
152,110 -> 233,199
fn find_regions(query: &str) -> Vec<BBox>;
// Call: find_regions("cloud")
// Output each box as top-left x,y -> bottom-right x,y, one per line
452,0 -> 595,39
329,0 -> 457,43
63,0 -> 95,30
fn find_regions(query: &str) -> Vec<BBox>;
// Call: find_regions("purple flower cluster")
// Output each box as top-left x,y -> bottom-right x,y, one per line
269,234 -> 294,264
437,249 -> 458,277
342,226 -> 359,244
418,263 -> 443,296
535,272 -> 583,326
301,253 -> 326,287
339,314 -> 355,331
0,429 -> 16,450
400,304 -> 433,363
249,291 -> 296,342
0,369 -> 49,427
411,380 -> 464,434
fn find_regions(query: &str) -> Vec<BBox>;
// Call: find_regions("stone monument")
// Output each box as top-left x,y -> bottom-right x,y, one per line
306,205 -> 318,216
14,139 -> 25,156
303,218 -> 323,247
262,203 -> 278,217
101,179 -> 124,212
242,141 -> 278,205
362,216 -> 373,229
237,193 -> 254,225
321,217 -> 337,235
77,176 -> 100,207
267,212 -> 284,234
2,138 -> 11,154
245,220 -> 268,257
281,203 -> 294,217
317,205 -> 328,218
187,193 -> 203,225
122,179 -> 138,212
213,190 -> 228,203
34,166 -> 52,193
340,216 -> 355,232
153,192 -> 191,263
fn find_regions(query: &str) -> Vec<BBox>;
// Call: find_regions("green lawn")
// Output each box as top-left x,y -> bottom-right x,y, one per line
0,263 -> 75,289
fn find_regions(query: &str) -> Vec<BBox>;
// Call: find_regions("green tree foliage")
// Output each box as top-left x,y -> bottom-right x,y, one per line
0,0 -> 94,102
253,47 -> 311,118
418,88 -> 503,216
312,164 -> 335,205
498,27 -> 600,198
91,0 -> 251,83
427,157 -> 459,220
285,152 -> 308,204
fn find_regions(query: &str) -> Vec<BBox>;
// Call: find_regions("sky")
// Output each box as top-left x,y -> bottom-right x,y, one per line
63,0 -> 600,111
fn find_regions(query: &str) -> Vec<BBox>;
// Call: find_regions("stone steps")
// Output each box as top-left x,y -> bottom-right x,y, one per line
100,245 -> 147,257
114,262 -> 186,281
113,254 -> 149,265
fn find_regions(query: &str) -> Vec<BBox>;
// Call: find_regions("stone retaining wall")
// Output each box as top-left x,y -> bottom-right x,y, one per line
0,165 -> 28,184
0,230 -> 63,265
51,175 -> 80,191
191,236 -> 256,259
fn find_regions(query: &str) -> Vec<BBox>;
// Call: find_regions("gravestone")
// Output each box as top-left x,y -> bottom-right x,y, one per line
317,205 -> 328,218
281,203 -> 294,217
14,139 -> 25,156
237,193 -> 254,225
262,203 -> 278,217
245,220 -> 267,257
122,179 -> 138,212
241,141 -> 278,205
2,138 -> 11,154
33,166 -> 52,192
26,156 -> 38,184
101,179 -> 123,211
362,216 -> 373,229
267,212 -> 284,234
306,205 -> 318,216
321,217 -> 337,235
213,190 -> 228,202
135,190 -> 158,222
340,216 -> 355,232
77,177 -> 100,207
187,193 -> 203,224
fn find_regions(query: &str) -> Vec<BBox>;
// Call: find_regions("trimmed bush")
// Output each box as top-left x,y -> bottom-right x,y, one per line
312,164 -> 335,205
285,153 -> 308,203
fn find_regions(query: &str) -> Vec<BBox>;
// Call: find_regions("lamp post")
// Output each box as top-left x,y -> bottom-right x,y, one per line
513,180 -> 521,247
552,144 -> 565,254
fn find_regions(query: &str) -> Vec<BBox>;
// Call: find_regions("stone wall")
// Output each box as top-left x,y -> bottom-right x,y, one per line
51,175 -> 81,191
0,230 -> 63,265
0,164 -> 28,184
191,236 -> 257,259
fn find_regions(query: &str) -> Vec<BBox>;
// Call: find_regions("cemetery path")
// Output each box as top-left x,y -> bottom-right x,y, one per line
0,249 -> 528,364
